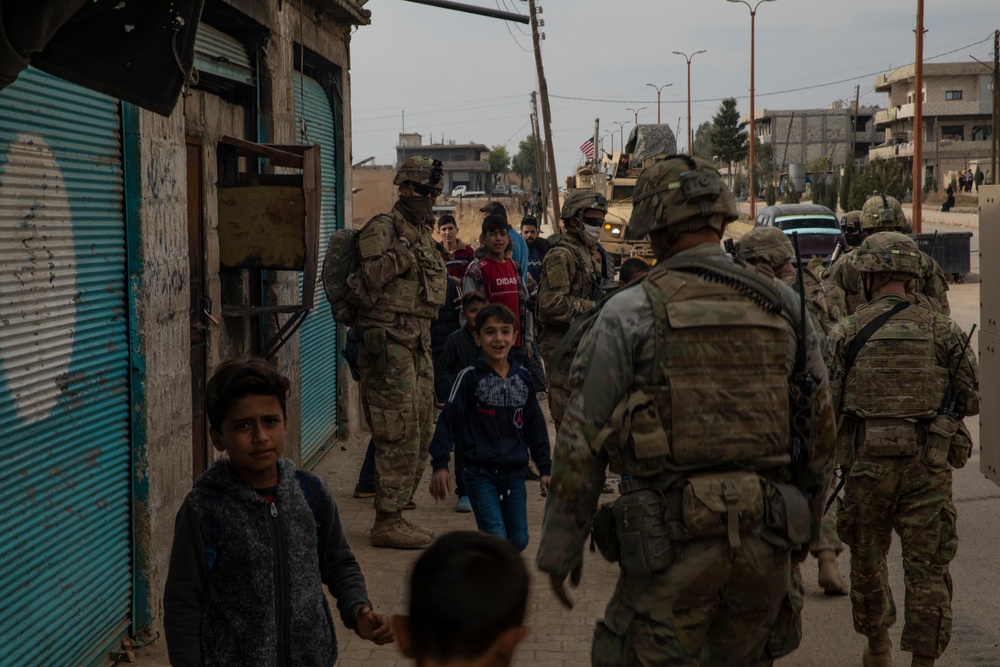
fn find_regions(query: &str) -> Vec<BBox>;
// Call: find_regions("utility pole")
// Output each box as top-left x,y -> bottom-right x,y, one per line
593,118 -> 600,168
530,93 -> 548,228
993,30 -> 999,185
528,0 -> 561,221
850,85 -> 860,162
912,0 -> 925,233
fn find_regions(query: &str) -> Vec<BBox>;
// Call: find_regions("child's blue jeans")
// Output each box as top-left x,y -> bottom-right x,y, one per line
462,465 -> 529,552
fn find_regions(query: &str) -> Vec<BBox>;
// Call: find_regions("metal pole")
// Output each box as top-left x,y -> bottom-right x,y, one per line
912,0 -> 924,233
593,118 -> 600,168
749,8 -> 757,219
528,0 -> 561,221
687,59 -> 692,152
400,0 -> 529,23
993,30 -> 999,185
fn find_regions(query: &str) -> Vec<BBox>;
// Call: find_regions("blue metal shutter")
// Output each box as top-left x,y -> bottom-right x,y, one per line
193,22 -> 254,86
0,69 -> 130,665
294,73 -> 340,464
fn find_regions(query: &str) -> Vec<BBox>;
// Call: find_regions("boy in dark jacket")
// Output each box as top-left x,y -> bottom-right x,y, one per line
429,304 -> 551,552
164,359 -> 392,666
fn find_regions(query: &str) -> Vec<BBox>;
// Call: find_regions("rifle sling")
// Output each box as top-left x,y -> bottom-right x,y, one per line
843,301 -> 910,376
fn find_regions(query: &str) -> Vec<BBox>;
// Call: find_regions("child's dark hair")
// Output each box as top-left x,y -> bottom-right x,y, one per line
481,213 -> 509,237
437,213 -> 456,228
462,290 -> 488,310
520,216 -> 538,230
407,532 -> 528,661
475,303 -> 516,333
619,257 -> 650,285
205,358 -> 290,431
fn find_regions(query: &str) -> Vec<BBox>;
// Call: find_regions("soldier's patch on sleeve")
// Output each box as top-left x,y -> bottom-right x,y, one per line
545,252 -> 571,288
358,218 -> 391,258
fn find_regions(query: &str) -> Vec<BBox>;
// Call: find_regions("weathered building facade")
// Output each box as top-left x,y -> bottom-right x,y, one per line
0,1 -> 367,663
397,132 -> 492,193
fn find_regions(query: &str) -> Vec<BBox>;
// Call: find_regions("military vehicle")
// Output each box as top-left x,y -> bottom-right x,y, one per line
584,124 -> 677,267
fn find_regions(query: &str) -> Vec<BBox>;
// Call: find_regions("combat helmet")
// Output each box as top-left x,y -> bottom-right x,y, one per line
393,156 -> 445,196
627,155 -> 738,240
561,189 -> 607,220
853,231 -> 921,280
737,226 -> 793,271
861,193 -> 906,231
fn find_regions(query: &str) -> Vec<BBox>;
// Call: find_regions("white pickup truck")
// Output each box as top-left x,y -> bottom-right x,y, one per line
450,185 -> 486,198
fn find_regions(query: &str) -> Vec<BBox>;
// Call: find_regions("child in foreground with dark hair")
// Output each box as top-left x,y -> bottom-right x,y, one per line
163,358 -> 392,666
393,531 -> 530,666
429,303 -> 551,551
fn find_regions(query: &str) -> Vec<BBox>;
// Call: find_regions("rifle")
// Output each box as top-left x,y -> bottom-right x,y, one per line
927,230 -> 939,260
788,232 -> 813,487
940,323 -> 976,419
723,238 -> 739,258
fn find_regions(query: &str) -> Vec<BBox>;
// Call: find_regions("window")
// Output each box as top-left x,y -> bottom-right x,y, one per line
452,153 -> 468,161
973,125 -> 992,141
941,125 -> 965,141
945,90 -> 963,101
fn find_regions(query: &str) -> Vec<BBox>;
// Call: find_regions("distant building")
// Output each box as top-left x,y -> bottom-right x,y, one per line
752,102 -> 881,174
870,62 -> 994,186
396,133 -> 492,193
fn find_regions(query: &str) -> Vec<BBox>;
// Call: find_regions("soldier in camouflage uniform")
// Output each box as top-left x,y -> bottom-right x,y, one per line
824,194 -> 950,315
537,156 -> 837,666
738,226 -> 850,596
536,189 -> 608,427
352,157 -> 448,549
828,232 -> 979,667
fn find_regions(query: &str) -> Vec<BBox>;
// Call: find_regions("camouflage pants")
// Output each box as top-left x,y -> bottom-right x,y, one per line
359,337 -> 435,515
836,455 -> 957,659
537,328 -> 570,428
810,473 -> 844,556
593,533 -> 793,667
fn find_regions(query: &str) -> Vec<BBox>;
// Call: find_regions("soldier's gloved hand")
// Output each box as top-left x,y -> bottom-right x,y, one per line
549,564 -> 582,610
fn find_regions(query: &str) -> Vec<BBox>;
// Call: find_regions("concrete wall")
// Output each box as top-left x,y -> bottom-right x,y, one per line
136,0 -> 360,639
352,165 -> 396,227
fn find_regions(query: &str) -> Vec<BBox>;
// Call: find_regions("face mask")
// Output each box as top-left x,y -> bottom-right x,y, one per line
395,197 -> 434,224
844,228 -> 865,247
583,223 -> 603,245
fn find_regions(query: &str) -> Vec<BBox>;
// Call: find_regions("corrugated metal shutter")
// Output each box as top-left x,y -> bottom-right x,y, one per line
0,68 -> 130,665
294,73 -> 340,464
194,22 -> 254,86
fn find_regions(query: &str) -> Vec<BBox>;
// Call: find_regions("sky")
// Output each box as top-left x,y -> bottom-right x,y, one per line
348,0 -> 997,183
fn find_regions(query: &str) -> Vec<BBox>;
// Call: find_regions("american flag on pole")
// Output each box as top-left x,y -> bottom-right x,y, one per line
579,137 -> 595,160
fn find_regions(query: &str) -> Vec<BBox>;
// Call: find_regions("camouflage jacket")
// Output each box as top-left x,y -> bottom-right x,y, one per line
776,262 -> 847,337
536,233 -> 601,334
828,293 -> 979,425
355,204 -> 443,348
823,248 -> 950,316
536,243 -> 837,579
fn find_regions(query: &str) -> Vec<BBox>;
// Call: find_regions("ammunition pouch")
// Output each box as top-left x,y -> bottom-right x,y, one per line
612,489 -> 673,574
681,472 -> 764,549
860,418 -> 920,457
923,413 -> 959,469
362,327 -> 388,376
948,421 -> 972,469
764,482 -> 813,547
591,503 -> 621,563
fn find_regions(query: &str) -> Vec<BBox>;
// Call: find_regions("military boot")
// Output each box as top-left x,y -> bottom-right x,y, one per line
910,655 -> 935,667
400,515 -> 435,539
817,551 -> 849,596
862,633 -> 893,667
370,513 -> 432,549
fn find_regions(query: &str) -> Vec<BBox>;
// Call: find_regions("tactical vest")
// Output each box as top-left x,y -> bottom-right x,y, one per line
602,264 -> 793,477
354,213 -> 447,324
842,302 -> 948,456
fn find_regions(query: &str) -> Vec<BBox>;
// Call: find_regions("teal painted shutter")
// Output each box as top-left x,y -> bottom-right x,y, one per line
294,73 -> 340,464
194,22 -> 254,86
0,69 -> 131,665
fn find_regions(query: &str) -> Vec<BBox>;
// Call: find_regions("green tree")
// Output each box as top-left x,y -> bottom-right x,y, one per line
783,180 -> 802,204
848,158 -> 907,210
709,98 -> 749,184
488,144 -> 510,183
511,135 -> 537,186
753,138 -> 773,199
765,182 -> 777,206
692,121 -> 714,159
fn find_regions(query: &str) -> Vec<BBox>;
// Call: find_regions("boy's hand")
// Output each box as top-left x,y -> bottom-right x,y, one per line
429,469 -> 452,500
355,605 -> 394,645
539,475 -> 551,497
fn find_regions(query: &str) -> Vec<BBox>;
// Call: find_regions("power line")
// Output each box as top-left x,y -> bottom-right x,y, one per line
496,0 -> 532,51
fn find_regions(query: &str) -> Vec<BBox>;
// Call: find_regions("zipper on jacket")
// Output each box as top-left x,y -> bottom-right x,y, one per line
269,501 -> 290,667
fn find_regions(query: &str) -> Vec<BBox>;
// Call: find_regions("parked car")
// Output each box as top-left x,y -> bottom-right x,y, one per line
753,203 -> 847,265
492,184 -> 511,196
510,185 -> 524,196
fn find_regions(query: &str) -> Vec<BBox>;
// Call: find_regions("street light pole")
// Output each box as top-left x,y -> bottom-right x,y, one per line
626,107 -> 648,126
605,131 -> 615,157
728,0 -> 776,220
672,49 -> 707,154
614,121 -> 632,154
645,82 -> 672,124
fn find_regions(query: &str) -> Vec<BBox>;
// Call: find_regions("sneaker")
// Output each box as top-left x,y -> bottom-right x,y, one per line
455,496 -> 472,513
353,484 -> 376,499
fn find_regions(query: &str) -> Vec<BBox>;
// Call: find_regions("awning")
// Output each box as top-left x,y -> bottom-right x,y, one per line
0,0 -> 204,117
